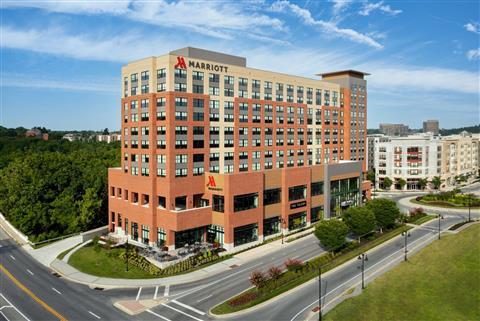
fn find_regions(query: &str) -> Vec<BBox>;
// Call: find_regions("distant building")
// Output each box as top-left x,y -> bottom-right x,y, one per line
97,133 -> 121,143
374,132 -> 479,190
25,128 -> 49,141
423,119 -> 439,135
62,133 -> 79,142
379,123 -> 409,136
366,134 -> 388,171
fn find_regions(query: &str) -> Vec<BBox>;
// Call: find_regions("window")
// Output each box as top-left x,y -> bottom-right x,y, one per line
213,195 -> 224,212
209,73 -> 220,82
141,71 -> 149,81
193,71 -> 204,80
264,188 -> 281,205
157,68 -> 166,78
311,182 -> 324,196
234,193 -> 258,212
174,69 -> 187,78
288,185 -> 307,201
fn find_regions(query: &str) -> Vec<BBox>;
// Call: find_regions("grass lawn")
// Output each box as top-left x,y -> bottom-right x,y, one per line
68,245 -> 157,279
324,224 -> 480,321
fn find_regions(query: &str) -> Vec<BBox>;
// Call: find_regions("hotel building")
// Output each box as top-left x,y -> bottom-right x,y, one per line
108,47 -> 370,251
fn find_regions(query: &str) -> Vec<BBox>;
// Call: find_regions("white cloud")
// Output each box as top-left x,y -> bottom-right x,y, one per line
1,72 -> 117,93
466,49 -> 480,60
0,26 -> 188,62
2,0 -> 285,41
331,0 -> 351,14
359,1 -> 402,16
464,22 -> 480,34
271,0 -> 384,49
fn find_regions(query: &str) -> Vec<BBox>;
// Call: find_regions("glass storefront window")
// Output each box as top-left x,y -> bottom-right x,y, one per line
310,206 -> 324,223
175,226 -> 205,248
288,212 -> 307,230
213,195 -> 224,212
234,193 -> 259,212
131,222 -> 138,241
234,224 -> 258,246
263,216 -> 281,236
288,185 -> 307,201
264,188 -> 281,205
157,228 -> 166,247
311,182 -> 324,196
207,225 -> 224,245
142,225 -> 150,244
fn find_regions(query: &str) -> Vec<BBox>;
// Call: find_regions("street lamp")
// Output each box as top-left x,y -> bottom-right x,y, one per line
281,218 -> 287,244
125,238 -> 129,272
402,231 -> 411,261
357,253 -> 368,289
437,215 -> 444,240
318,264 -> 322,321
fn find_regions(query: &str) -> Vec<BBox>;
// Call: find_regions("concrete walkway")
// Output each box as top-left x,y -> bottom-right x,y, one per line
49,228 -> 315,288
27,235 -> 83,267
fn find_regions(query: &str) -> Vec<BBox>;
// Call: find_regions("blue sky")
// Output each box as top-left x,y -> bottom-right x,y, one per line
1,0 -> 479,130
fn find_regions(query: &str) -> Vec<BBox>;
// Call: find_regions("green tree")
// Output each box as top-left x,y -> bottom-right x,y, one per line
418,178 -> 428,190
342,206 -> 376,239
367,170 -> 375,184
431,176 -> 442,190
314,219 -> 348,252
103,128 -> 109,135
366,198 -> 400,233
383,177 -> 393,190
398,178 -> 407,190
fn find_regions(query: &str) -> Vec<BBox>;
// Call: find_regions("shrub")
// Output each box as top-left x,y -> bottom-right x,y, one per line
250,270 -> 268,289
228,292 -> 258,307
285,258 -> 304,273
267,266 -> 282,283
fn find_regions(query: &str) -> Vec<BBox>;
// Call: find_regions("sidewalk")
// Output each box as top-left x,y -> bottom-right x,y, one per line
28,235 -> 83,267
50,229 -> 316,288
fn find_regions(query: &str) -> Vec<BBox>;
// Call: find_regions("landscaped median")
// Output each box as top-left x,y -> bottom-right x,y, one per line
211,224 -> 411,315
410,189 -> 480,209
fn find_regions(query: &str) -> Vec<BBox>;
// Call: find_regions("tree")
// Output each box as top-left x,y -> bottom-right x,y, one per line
314,219 -> 348,252
366,198 -> 400,233
250,270 -> 267,289
267,266 -> 282,285
342,206 -> 376,239
397,178 -> 407,190
367,170 -> 375,184
431,176 -> 442,190
418,178 -> 428,190
103,128 -> 109,135
383,177 -> 393,190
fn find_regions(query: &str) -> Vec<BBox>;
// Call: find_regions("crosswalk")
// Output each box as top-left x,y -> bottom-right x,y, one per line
132,286 -> 209,321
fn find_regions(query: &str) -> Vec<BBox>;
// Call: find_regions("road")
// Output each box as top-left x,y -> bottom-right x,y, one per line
1,184 -> 479,321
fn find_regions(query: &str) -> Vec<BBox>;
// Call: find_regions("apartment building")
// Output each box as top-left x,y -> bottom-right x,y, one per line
373,132 -> 479,190
423,119 -> 439,135
108,47 -> 370,251
379,123 -> 409,136
440,131 -> 479,185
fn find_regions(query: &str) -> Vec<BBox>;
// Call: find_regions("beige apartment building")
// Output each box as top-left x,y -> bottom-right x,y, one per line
440,131 -> 479,186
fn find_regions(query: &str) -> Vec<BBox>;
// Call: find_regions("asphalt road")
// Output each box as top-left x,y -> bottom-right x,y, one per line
1,184 -> 479,321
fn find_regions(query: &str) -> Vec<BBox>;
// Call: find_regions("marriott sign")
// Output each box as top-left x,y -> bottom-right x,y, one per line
175,56 -> 229,73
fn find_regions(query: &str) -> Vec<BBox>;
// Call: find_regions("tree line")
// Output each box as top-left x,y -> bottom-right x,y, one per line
0,136 -> 120,242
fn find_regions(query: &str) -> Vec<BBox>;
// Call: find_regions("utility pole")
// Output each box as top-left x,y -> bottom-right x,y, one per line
318,264 -> 322,321
125,238 -> 129,272
358,253 -> 368,289
402,231 -> 411,261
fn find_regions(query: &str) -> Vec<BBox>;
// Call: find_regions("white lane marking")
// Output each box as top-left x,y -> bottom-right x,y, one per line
0,311 -> 11,321
135,287 -> 142,301
51,288 -> 61,295
175,262 -> 264,299
146,309 -> 172,321
196,294 -> 213,303
171,299 -> 206,315
26,269 -> 34,276
160,303 -> 203,321
88,311 -> 101,319
154,286 -> 159,300
164,285 -> 169,297
9,255 -> 15,261
289,230 -> 444,321
0,305 -> 13,310
0,293 -> 31,321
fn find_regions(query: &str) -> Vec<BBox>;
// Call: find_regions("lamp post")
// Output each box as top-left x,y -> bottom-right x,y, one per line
402,231 -> 411,261
281,218 -> 286,244
357,253 -> 368,289
125,238 -> 129,272
318,264 -> 322,321
437,214 -> 444,240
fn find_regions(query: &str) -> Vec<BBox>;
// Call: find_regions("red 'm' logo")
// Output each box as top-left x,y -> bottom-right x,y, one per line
207,176 -> 216,187
175,56 -> 187,69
